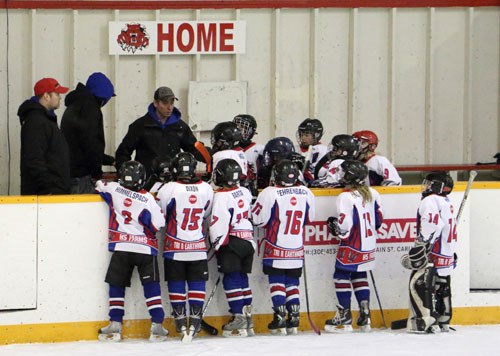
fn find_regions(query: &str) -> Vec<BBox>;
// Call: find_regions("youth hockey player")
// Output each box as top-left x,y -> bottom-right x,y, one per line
156,152 -> 214,342
313,134 -> 359,187
324,160 -> 383,333
256,136 -> 297,189
209,159 -> 256,338
96,160 -> 168,342
252,159 -> 315,335
295,118 -> 328,184
400,171 -> 456,333
352,130 -> 402,186
233,114 -> 264,193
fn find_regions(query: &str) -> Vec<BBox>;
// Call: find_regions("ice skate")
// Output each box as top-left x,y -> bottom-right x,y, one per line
356,300 -> 371,332
149,322 -> 168,342
286,304 -> 300,335
324,305 -> 353,333
407,316 -> 436,334
243,305 -> 255,336
98,321 -> 122,342
222,314 -> 248,338
439,323 -> 451,332
268,305 -> 287,335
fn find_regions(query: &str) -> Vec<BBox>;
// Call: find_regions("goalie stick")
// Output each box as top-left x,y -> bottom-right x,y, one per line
391,171 -> 477,330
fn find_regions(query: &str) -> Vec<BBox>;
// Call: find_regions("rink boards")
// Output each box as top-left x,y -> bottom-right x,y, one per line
1,182 -> 500,344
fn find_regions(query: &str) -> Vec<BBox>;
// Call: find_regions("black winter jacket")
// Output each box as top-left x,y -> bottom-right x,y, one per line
61,83 -> 114,179
115,106 -> 202,176
18,99 -> 71,195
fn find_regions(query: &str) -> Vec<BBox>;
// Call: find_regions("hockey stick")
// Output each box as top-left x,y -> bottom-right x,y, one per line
391,171 -> 478,330
369,271 -> 387,328
200,274 -> 222,336
302,257 -> 321,335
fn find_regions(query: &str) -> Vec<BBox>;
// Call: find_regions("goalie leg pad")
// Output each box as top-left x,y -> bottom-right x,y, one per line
435,275 -> 452,326
407,267 -> 436,333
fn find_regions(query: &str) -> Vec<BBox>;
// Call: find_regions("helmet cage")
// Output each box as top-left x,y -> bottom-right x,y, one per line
233,116 -> 256,141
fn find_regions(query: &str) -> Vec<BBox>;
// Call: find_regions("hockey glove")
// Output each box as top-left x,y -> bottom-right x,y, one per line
408,243 -> 428,270
327,216 -> 342,237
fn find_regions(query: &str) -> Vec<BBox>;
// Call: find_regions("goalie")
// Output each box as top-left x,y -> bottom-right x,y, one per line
401,171 -> 457,333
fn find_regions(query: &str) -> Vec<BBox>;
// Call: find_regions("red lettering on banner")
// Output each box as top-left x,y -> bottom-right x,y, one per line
219,23 -> 234,51
177,23 -> 195,52
157,23 -> 174,52
198,23 -> 216,52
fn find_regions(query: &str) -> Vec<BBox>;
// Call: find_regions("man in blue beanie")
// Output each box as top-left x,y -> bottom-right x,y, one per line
61,72 -> 116,194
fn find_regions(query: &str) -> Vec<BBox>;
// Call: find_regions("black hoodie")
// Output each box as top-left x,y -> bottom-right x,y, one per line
18,98 -> 71,195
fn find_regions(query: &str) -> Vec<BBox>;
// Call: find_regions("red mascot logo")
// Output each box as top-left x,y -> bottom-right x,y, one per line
117,23 -> 150,54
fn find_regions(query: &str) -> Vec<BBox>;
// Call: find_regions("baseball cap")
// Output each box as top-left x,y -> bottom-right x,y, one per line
154,86 -> 178,102
34,78 -> 69,96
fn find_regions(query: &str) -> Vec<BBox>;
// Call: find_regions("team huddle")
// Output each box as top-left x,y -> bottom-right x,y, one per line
95,115 -> 458,342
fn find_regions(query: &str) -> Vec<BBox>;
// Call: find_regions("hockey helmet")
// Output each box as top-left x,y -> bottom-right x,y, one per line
151,156 -> 174,183
339,160 -> 368,186
171,152 -> 197,182
328,134 -> 360,160
296,118 -> 324,148
421,171 -> 454,197
211,121 -> 243,153
272,159 -> 299,187
353,130 -> 379,154
233,114 -> 257,142
263,137 -> 296,168
118,160 -> 146,191
213,158 -> 243,188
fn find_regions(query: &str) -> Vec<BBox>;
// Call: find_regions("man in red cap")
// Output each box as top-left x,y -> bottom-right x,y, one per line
17,77 -> 71,195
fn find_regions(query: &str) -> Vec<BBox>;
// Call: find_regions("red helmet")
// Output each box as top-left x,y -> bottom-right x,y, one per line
353,130 -> 378,152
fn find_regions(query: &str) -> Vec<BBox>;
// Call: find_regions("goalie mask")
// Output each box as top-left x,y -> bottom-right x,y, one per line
296,118 -> 324,148
211,121 -> 243,153
119,160 -> 146,191
233,114 -> 257,143
213,158 -> 242,188
171,152 -> 197,182
339,160 -> 368,186
328,134 -> 360,160
263,137 -> 296,168
421,171 -> 454,198
271,159 -> 299,187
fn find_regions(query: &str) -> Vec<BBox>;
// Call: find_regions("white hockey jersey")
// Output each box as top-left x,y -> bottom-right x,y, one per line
315,158 -> 345,187
364,154 -> 402,186
417,194 -> 457,276
334,188 -> 383,272
209,186 -> 255,251
241,142 -> 264,181
297,143 -> 329,181
252,185 -> 315,269
96,180 -> 165,256
212,149 -> 248,178
156,180 -> 214,261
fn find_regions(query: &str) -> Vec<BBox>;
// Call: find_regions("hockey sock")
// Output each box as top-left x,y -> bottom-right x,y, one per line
268,275 -> 286,309
109,285 -> 125,322
334,269 -> 353,309
187,280 -> 206,311
223,272 -> 244,314
240,273 -> 253,307
168,280 -> 187,312
285,276 -> 300,308
352,272 -> 370,304
143,282 -> 165,324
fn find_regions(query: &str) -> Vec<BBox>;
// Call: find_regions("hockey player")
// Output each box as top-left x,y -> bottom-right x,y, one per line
143,156 -> 173,194
209,159 -> 256,338
352,130 -> 402,186
401,171 -> 456,333
96,160 -> 168,342
256,136 -> 297,189
233,114 -> 264,193
252,159 -> 315,335
312,134 -> 360,188
324,160 -> 383,333
156,152 -> 214,342
295,118 -> 329,184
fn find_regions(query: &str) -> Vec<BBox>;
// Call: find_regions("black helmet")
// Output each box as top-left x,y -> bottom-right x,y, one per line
263,137 -> 295,168
272,159 -> 299,187
233,114 -> 257,142
213,158 -> 242,188
340,160 -> 368,186
329,134 -> 360,160
171,152 -> 197,182
296,118 -> 324,147
151,156 -> 174,183
211,121 -> 243,153
422,171 -> 454,197
118,160 -> 146,191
